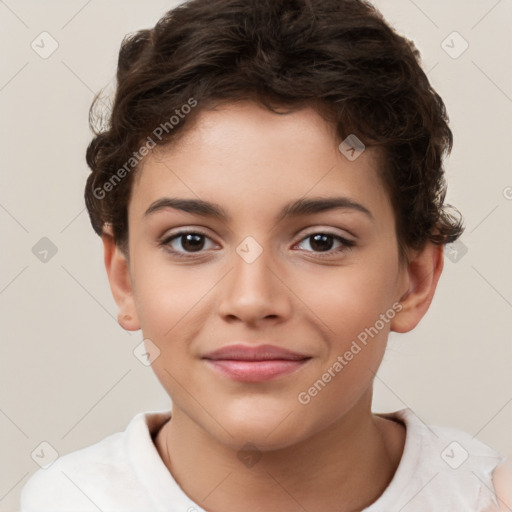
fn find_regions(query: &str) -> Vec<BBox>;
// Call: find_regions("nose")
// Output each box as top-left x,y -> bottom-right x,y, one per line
217,242 -> 293,326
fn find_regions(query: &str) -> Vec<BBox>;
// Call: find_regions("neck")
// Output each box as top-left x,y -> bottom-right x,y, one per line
155,392 -> 405,512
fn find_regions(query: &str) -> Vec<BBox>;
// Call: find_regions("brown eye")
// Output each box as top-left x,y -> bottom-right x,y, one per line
296,232 -> 355,256
177,233 -> 206,252
308,234 -> 336,252
161,231 -> 216,256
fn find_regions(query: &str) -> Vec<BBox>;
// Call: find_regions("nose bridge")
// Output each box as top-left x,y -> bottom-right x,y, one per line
218,234 -> 291,322
234,235 -> 274,290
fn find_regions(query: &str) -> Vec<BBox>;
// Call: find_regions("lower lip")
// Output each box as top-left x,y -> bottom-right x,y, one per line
205,359 -> 309,382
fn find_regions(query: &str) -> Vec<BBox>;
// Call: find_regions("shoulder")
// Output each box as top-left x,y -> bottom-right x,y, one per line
391,408 -> 503,463
20,430 -> 129,511
379,409 -> 506,511
19,411 -> 162,512
492,458 -> 512,511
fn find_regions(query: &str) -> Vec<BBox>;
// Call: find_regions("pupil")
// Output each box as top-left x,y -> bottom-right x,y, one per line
310,234 -> 333,252
182,233 -> 204,252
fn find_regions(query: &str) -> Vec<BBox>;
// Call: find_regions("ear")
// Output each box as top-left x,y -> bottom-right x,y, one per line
390,242 -> 444,333
101,225 -> 140,331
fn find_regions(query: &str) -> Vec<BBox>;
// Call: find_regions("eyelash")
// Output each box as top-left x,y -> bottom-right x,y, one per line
159,229 -> 355,259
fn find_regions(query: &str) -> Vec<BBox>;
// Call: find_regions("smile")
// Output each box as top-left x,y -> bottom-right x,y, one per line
205,359 -> 310,382
202,344 -> 312,382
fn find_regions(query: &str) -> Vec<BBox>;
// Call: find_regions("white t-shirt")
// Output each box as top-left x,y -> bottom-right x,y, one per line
19,408 -> 505,511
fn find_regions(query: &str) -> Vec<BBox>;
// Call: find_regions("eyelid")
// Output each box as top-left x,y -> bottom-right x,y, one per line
160,226 -> 215,242
161,228 -> 215,243
298,225 -> 355,240
160,226 -> 354,243
293,230 -> 355,254
159,226 -> 356,258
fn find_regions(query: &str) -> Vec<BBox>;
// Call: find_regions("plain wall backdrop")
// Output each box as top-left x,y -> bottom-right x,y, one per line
1,0 -> 511,510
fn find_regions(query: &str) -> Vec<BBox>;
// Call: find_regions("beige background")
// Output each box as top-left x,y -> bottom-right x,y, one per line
1,0 -> 511,510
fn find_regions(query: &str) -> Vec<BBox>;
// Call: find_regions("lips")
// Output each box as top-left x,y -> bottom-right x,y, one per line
203,344 -> 310,361
202,344 -> 311,382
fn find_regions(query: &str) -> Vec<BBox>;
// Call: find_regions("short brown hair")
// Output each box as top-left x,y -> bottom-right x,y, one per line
84,0 -> 464,263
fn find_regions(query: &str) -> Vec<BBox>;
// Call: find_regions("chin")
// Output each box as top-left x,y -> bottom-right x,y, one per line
211,403 -> 310,451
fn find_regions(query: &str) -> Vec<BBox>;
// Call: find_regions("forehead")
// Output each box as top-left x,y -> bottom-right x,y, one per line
129,101 -> 392,228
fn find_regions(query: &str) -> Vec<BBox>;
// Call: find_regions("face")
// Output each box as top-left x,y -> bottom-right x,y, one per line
117,101 -> 413,450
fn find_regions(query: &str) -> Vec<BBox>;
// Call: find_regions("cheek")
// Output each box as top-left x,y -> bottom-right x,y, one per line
130,246 -> 217,334
295,278 -> 394,425
297,259 -> 398,337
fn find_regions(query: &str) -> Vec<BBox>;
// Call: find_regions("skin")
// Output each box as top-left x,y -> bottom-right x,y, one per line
491,459 -> 512,511
102,101 -> 444,511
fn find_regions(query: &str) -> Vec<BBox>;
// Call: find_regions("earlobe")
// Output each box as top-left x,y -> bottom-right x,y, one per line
101,226 -> 141,332
390,242 -> 444,333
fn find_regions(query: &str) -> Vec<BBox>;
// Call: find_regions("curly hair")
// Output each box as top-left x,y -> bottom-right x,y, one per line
85,0 -> 464,264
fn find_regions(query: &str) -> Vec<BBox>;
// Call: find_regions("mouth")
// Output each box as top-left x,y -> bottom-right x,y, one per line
202,344 -> 312,383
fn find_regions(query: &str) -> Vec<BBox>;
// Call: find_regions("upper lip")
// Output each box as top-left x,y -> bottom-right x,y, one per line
202,344 -> 311,361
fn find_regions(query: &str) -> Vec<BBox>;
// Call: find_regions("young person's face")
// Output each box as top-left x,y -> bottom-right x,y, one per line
108,101 -> 434,450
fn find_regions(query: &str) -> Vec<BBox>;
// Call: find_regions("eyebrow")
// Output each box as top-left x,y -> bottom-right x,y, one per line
144,196 -> 374,223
